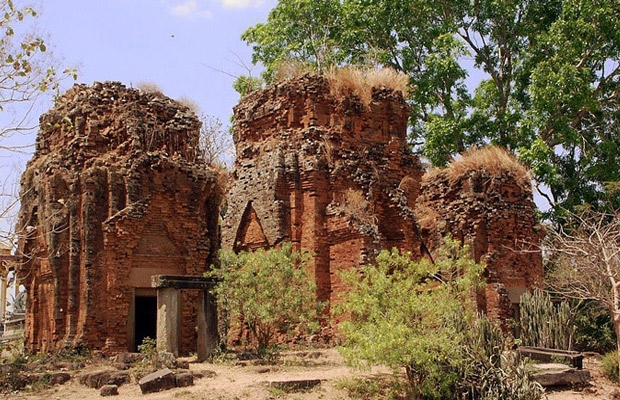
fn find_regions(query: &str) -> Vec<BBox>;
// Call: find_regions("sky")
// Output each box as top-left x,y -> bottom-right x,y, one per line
40,0 -> 275,123
0,0 -> 551,241
0,0 -> 277,239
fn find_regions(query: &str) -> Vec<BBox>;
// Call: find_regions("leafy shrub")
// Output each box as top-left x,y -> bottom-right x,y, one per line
338,238 -> 485,399
210,243 -> 322,357
602,351 -> 619,383
573,300 -> 616,353
338,238 -> 544,400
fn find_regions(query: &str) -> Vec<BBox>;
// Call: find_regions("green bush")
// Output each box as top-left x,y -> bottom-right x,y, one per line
573,300 -> 616,353
210,243 -> 322,357
602,351 -> 619,383
459,316 -> 544,399
338,237 -> 544,400
337,238 -> 485,399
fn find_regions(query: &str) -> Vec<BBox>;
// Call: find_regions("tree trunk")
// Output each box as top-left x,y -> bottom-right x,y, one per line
614,320 -> 620,384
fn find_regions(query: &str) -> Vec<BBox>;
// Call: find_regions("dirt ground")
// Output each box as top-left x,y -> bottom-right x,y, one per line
4,348 -> 620,400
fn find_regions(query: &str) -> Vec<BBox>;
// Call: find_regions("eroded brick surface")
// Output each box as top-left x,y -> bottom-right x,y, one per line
222,75 -> 424,310
223,75 -> 543,322
416,155 -> 544,323
16,82 -> 223,354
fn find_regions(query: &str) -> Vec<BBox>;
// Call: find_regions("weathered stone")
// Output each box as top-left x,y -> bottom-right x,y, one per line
268,379 -> 322,391
48,372 -> 71,385
223,75 -> 424,314
192,370 -> 216,379
78,370 -> 130,389
16,82 -> 223,355
175,372 -> 194,387
531,363 -> 590,387
110,352 -> 142,365
416,147 -> 544,324
518,346 -> 584,369
100,384 -> 119,396
138,368 -> 176,394
222,75 -> 543,326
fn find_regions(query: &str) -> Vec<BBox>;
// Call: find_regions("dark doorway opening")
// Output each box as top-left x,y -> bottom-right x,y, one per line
134,296 -> 157,351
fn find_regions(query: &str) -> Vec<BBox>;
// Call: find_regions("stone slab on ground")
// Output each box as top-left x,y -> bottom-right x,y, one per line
532,363 -> 591,387
78,370 -> 130,389
268,379 -> 322,392
138,368 -> 176,394
175,372 -> 194,387
100,384 -> 119,396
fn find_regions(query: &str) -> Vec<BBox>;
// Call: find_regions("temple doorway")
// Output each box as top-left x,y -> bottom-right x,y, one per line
134,295 -> 157,351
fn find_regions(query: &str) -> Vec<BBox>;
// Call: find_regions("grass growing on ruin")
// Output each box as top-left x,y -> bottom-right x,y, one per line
326,67 -> 409,108
424,146 -> 531,189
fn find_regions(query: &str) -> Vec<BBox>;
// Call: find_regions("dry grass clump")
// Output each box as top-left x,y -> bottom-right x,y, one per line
335,188 -> 378,226
425,146 -> 531,188
326,66 -> 409,107
177,95 -> 201,114
135,81 -> 163,95
273,60 -> 314,81
415,203 -> 439,233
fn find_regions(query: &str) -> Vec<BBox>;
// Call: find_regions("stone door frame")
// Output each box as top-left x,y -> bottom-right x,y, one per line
151,275 -> 218,361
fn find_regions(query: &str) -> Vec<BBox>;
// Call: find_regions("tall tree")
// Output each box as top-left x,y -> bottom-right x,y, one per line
242,0 -> 620,218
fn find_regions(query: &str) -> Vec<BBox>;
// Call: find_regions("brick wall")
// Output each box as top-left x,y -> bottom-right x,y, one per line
16,82 -> 223,354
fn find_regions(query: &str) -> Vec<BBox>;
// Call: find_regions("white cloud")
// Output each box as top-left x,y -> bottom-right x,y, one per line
170,1 -> 213,19
219,0 -> 264,9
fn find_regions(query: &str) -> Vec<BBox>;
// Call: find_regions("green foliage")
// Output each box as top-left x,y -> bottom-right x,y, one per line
137,336 -> 157,357
210,243 -> 322,356
519,289 -> 575,350
573,300 -> 617,353
232,75 -> 263,97
241,0 -> 344,81
0,0 -> 76,119
602,351 -> 619,383
0,363 -> 26,393
459,317 -> 545,400
337,238 -> 485,399
243,0 -> 620,219
135,336 -> 175,374
338,238 -> 543,399
335,376 -> 407,400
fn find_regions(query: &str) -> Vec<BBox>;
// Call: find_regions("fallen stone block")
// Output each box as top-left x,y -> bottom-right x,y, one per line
49,372 -> 71,385
78,370 -> 130,389
519,346 -> 584,369
138,368 -> 176,394
100,384 -> 119,396
531,363 -> 590,387
192,370 -> 216,379
268,379 -> 322,392
175,372 -> 194,387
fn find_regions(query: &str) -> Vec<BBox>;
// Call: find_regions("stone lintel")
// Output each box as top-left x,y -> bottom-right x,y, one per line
151,275 -> 218,290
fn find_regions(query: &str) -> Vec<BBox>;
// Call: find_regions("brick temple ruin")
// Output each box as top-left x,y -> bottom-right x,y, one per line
15,74 -> 543,354
223,74 -> 543,320
16,82 -> 223,354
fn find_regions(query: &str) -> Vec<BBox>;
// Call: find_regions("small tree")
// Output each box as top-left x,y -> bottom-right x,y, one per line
337,238 -> 485,399
545,209 -> 620,381
198,114 -> 234,166
210,243 -> 321,356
